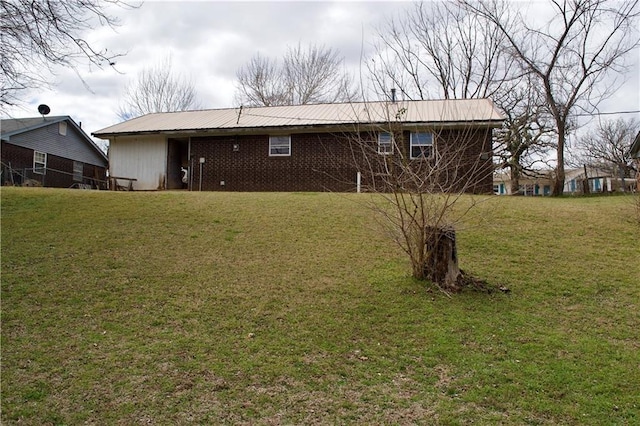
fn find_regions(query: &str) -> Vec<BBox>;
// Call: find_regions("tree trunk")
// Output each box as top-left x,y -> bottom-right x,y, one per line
582,164 -> 590,195
509,164 -> 521,195
553,125 -> 566,196
553,165 -> 565,196
424,226 -> 461,291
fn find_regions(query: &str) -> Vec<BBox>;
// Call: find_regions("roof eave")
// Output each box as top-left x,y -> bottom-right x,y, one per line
93,119 -> 505,139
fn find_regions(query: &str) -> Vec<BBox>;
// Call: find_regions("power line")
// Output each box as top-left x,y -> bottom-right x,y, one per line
574,109 -> 640,117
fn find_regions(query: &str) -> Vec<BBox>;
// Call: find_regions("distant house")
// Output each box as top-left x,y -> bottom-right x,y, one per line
564,166 -> 636,194
493,170 -> 554,196
93,99 -> 504,193
1,116 -> 108,188
493,165 -> 635,196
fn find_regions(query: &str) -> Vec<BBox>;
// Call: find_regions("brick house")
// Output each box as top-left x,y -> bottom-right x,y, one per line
93,99 -> 504,193
1,116 -> 108,188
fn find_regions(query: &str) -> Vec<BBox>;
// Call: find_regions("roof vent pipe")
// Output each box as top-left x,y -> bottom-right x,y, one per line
391,88 -> 396,103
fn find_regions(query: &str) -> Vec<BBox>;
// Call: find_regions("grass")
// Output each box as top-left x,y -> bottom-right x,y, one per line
1,187 -> 639,424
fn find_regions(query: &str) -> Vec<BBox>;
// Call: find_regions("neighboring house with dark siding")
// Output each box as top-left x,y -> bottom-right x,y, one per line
94,99 -> 504,193
1,116 -> 108,188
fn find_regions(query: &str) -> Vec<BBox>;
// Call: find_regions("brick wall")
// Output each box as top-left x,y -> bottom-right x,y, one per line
188,127 -> 493,194
190,133 -> 360,192
351,128 -> 493,194
434,127 -> 494,194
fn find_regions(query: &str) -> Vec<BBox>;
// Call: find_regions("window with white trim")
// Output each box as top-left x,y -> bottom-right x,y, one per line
269,135 -> 291,156
34,151 -> 47,174
410,132 -> 433,159
73,161 -> 83,182
59,121 -> 67,136
378,132 -> 393,154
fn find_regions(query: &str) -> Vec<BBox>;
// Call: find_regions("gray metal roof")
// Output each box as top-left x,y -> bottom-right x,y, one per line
93,99 -> 504,137
1,116 -> 69,138
2,116 -> 108,163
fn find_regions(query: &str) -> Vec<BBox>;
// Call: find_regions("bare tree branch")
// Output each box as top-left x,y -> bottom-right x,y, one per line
0,0 -> 137,110
461,0 -> 640,195
332,103 -> 496,292
235,43 -> 357,106
571,117 -> 639,177
493,74 -> 556,194
117,55 -> 201,120
368,1 -> 516,101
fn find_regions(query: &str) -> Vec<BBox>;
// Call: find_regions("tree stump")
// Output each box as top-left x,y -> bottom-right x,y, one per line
424,226 -> 461,291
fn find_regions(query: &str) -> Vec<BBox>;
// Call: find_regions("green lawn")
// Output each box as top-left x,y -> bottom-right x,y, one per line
2,187 -> 638,424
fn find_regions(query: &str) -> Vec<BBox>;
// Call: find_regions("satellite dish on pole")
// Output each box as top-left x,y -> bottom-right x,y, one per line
37,104 -> 51,116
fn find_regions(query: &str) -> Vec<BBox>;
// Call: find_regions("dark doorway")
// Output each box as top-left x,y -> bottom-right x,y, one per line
167,138 -> 189,189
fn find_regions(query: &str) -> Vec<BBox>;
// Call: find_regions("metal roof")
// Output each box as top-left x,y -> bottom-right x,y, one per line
2,115 -> 108,162
93,99 -> 504,137
1,116 -> 69,138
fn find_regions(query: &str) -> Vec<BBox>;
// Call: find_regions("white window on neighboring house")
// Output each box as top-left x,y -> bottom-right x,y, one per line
410,132 -> 433,159
34,151 -> 47,174
378,132 -> 393,154
269,136 -> 291,156
59,121 -> 67,136
73,161 -> 83,182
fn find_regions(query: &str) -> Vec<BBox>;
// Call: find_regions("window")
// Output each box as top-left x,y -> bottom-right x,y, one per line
378,132 -> 393,154
410,132 -> 433,159
269,136 -> 291,156
73,161 -> 83,182
523,184 -> 534,196
59,121 -> 67,136
34,151 -> 47,174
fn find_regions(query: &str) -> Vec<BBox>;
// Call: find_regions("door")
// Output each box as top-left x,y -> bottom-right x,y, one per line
167,138 -> 188,189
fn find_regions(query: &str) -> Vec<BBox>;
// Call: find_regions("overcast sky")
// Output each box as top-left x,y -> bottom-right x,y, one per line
3,0 -> 639,144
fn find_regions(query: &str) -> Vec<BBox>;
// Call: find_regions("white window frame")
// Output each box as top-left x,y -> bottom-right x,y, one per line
73,161 -> 83,182
378,132 -> 393,155
410,132 -> 433,159
34,151 -> 47,174
269,135 -> 291,156
59,121 -> 67,136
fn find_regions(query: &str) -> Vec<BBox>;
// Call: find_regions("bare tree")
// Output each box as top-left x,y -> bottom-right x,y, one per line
573,117 -> 639,178
493,76 -> 555,194
369,1 -> 556,196
368,1 -> 515,101
235,53 -> 288,107
117,56 -> 201,120
341,104 -> 496,293
235,43 -> 356,106
0,0 -> 135,110
463,0 -> 640,195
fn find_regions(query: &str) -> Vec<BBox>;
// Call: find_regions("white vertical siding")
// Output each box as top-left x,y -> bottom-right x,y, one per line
109,136 -> 167,190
